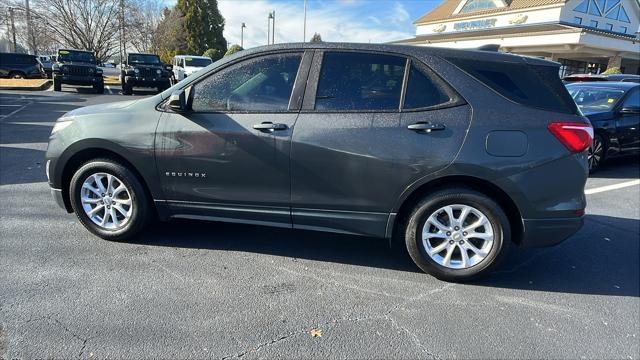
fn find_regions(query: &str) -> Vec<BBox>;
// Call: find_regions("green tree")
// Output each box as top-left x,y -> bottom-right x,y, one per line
224,44 -> 243,57
203,48 -> 224,62
602,67 -> 622,75
176,0 -> 227,56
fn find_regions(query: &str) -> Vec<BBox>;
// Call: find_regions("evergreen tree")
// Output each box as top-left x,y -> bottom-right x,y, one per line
176,0 -> 227,55
310,33 -> 323,43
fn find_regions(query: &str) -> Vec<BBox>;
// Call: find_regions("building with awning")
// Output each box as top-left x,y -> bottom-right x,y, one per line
396,0 -> 640,76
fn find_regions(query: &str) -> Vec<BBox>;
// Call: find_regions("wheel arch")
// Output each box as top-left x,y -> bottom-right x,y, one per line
58,146 -> 155,214
391,175 -> 524,246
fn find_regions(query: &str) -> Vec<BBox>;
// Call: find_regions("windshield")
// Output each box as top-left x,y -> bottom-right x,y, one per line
129,54 -> 161,65
567,86 -> 625,114
58,50 -> 95,63
184,57 -> 212,67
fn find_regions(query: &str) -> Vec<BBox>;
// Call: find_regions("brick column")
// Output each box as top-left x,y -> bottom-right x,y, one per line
607,55 -> 622,69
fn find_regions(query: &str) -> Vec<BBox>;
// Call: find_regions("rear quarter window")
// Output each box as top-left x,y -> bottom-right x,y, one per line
447,57 -> 579,114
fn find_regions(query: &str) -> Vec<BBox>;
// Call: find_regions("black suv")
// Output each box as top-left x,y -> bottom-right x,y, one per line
120,53 -> 171,95
0,52 -> 45,79
52,49 -> 104,93
46,43 -> 592,281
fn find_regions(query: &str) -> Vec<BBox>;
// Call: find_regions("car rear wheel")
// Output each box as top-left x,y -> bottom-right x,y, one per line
588,134 -> 606,172
69,159 -> 152,241
9,72 -> 26,79
402,188 -> 510,282
53,77 -> 61,91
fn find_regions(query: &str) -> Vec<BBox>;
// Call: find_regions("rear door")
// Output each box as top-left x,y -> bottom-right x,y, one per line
290,51 -> 470,237
617,87 -> 640,152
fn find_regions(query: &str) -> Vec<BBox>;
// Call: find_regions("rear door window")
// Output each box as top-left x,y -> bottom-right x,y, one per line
403,64 -> 452,109
315,52 -> 406,111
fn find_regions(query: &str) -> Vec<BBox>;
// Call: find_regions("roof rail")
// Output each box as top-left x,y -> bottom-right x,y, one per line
477,44 -> 501,52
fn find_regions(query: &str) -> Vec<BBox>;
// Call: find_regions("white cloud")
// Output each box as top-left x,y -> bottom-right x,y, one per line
218,0 -> 413,48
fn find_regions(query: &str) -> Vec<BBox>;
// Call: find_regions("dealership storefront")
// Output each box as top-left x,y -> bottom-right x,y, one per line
397,0 -> 640,76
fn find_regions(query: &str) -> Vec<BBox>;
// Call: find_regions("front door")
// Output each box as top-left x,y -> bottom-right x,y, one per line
617,88 -> 640,152
156,51 -> 309,226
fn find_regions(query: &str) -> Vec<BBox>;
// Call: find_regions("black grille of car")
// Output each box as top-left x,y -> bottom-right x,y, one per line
138,68 -> 157,78
66,66 -> 92,76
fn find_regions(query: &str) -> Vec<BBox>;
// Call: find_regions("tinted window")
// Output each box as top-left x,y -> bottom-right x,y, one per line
128,54 -> 160,64
622,89 -> 639,108
58,50 -> 95,63
448,57 -> 579,114
315,52 -> 405,111
192,53 -> 301,112
404,64 -> 451,109
185,57 -> 212,67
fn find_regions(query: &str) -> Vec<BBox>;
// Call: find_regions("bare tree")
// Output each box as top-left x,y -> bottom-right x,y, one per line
125,0 -> 163,53
7,0 -> 120,60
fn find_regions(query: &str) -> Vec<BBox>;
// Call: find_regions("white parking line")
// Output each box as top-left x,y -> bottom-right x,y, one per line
585,179 -> 640,195
0,102 -> 32,119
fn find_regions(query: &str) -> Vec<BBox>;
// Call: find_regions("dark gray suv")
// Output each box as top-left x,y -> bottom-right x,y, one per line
45,43 -> 592,281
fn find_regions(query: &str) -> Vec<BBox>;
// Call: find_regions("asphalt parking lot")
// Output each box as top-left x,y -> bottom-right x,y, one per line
1,87 -> 638,359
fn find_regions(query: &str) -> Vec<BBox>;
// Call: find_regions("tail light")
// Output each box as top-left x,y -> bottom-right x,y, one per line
547,122 -> 593,153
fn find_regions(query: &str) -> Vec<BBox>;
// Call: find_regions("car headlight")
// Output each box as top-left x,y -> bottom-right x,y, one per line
51,117 -> 73,135
134,68 -> 140,74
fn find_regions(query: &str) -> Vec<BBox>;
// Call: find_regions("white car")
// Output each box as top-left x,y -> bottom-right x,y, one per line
172,55 -> 213,82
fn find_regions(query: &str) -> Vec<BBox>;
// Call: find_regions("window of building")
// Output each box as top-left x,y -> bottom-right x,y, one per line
458,0 -> 504,14
590,20 -> 598,28
574,17 -> 583,24
574,0 -> 631,24
605,23 -> 613,31
403,64 -> 451,110
191,53 -> 301,112
315,52 -> 406,111
620,26 -> 628,34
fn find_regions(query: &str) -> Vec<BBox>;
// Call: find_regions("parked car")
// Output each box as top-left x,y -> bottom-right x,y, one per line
45,43 -> 592,281
0,52 -> 45,79
52,49 -> 104,93
566,81 -> 640,171
172,55 -> 213,82
120,53 -> 171,95
38,55 -> 55,78
564,73 -> 640,83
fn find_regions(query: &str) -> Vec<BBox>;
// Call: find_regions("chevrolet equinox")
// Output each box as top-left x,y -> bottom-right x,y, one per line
46,43 -> 592,281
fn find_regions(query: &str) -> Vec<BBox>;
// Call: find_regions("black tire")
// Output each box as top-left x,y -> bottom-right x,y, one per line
94,82 -> 104,94
122,82 -> 133,95
69,159 -> 152,241
588,134 -> 606,173
9,71 -> 26,79
401,187 -> 511,282
53,77 -> 61,92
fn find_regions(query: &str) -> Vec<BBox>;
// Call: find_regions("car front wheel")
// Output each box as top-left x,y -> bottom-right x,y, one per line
402,188 -> 510,282
69,159 -> 152,241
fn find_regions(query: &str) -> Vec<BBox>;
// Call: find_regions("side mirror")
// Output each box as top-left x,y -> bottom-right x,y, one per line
168,90 -> 187,112
619,106 -> 640,115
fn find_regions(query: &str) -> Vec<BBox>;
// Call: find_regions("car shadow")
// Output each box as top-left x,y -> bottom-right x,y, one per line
589,157 -> 640,179
131,214 -> 638,297
0,146 -> 46,185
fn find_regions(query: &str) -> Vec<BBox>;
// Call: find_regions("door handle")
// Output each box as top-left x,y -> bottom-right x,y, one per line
252,122 -> 288,132
407,122 -> 446,132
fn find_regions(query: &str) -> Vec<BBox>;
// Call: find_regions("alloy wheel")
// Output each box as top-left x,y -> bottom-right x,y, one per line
80,172 -> 133,230
422,204 -> 494,269
588,137 -> 604,171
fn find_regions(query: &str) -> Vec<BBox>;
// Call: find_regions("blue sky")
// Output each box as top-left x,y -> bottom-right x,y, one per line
168,0 -> 443,47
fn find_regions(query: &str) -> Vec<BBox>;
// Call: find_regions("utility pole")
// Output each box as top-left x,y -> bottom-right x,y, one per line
25,0 -> 36,55
241,22 -> 246,48
119,0 -> 125,63
8,7 -> 17,52
303,0 -> 307,42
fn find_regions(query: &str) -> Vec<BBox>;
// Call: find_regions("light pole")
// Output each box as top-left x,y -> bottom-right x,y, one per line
303,0 -> 307,42
241,22 -> 246,48
271,10 -> 275,45
8,7 -> 17,52
267,12 -> 272,45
